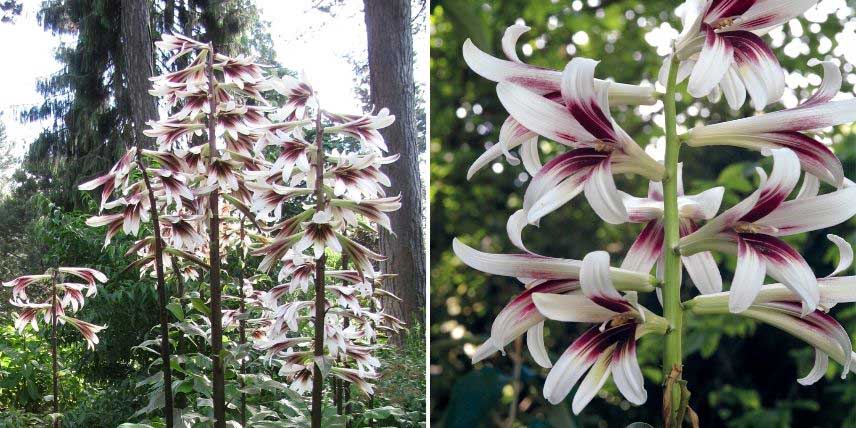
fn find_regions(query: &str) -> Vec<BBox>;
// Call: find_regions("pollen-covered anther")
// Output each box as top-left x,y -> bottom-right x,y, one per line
608,311 -> 639,327
592,141 -> 614,153
733,221 -> 780,234
713,17 -> 736,31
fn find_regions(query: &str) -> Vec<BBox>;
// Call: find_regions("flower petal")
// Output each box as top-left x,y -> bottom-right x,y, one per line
584,159 -> 629,224
758,186 -> 856,235
796,173 -> 820,200
745,234 -> 819,315
799,59 -> 842,108
740,147 -> 801,222
532,292 -> 618,323
797,349 -> 829,386
725,31 -> 784,109
497,82 -> 595,146
467,116 -> 536,179
561,58 -> 616,142
453,238 -> 581,280
720,67 -> 748,110
523,149 -> 608,224
572,346 -> 614,414
730,0 -> 825,32
501,24 -> 530,63
680,220 -> 724,294
611,337 -> 647,405
621,220 -> 665,274
826,234 -> 853,277
688,28 -> 734,98
581,251 -> 631,311
527,321 -> 553,368
679,186 -> 725,220
729,235 -> 768,313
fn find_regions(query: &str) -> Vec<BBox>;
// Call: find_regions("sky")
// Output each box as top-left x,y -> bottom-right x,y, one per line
0,0 -> 428,156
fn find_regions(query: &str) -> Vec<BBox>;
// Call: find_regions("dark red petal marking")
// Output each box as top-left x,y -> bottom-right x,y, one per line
705,0 -> 756,23
738,233 -> 805,265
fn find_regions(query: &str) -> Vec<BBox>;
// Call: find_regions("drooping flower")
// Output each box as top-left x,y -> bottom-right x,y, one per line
462,25 -> 657,178
686,236 -> 856,385
620,164 -> 725,294
531,252 -> 668,413
497,58 -> 664,241
679,148 -> 856,314
454,239 -> 657,368
684,60 -> 854,186
667,0 -> 822,109
324,109 -> 395,152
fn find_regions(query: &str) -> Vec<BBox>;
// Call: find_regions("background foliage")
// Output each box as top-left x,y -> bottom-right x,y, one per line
429,0 -> 856,427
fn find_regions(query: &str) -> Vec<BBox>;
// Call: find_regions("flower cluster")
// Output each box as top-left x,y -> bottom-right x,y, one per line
244,73 -> 406,396
456,1 -> 856,417
79,33 -> 407,406
3,267 -> 108,349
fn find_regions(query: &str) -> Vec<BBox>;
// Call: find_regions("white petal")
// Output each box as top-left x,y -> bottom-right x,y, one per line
728,32 -> 784,109
532,292 -> 618,323
732,0 -> 827,32
527,322 -> 553,368
797,349 -> 829,386
580,251 -> 626,303
611,339 -> 647,405
796,173 -> 820,200
720,67 -> 747,110
462,39 -> 559,95
584,160 -> 628,224
729,237 -> 768,313
825,234 -> 853,278
520,137 -> 542,177
688,98 -> 856,137
501,24 -> 530,63
496,82 -> 593,146
507,209 -> 532,252
688,29 -> 733,98
759,186 -> 856,235
467,116 -> 534,179
621,220 -> 665,274
761,239 -> 820,315
800,59 -> 842,108
453,238 -> 581,279
679,186 -> 725,220
572,348 -> 614,414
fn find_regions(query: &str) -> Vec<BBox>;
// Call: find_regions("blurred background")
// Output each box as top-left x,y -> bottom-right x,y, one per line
429,0 -> 856,427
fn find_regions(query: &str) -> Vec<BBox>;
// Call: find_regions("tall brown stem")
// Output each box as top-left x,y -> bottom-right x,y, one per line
206,43 -> 226,428
50,270 -> 59,428
337,247 -> 350,419
237,219 -> 247,427
310,105 -> 327,428
136,156 -> 175,428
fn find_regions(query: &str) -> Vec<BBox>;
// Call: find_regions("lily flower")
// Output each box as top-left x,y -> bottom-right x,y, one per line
684,60 -> 854,186
143,118 -> 205,150
498,58 -> 664,238
531,252 -> 668,413
3,274 -> 50,301
266,73 -> 315,121
454,239 -> 656,367
668,0 -> 821,109
324,109 -> 395,152
330,366 -> 378,396
679,148 -> 856,314
462,25 -> 657,179
78,147 -> 138,211
160,214 -> 207,251
61,315 -> 107,350
621,164 -> 725,294
686,236 -> 856,385
57,267 -> 107,297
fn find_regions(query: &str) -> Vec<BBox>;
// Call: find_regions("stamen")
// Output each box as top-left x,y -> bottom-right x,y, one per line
733,221 -> 780,234
714,17 -> 736,30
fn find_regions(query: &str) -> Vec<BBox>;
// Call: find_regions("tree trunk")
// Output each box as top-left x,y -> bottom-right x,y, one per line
163,0 -> 175,33
120,2 -> 174,426
363,0 -> 425,338
121,0 -> 158,151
